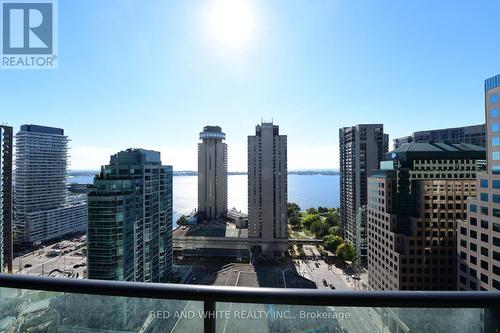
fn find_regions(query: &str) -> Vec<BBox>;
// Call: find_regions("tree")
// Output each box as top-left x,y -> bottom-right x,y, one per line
287,202 -> 301,218
177,215 -> 188,226
303,214 -> 321,229
323,235 -> 344,253
289,215 -> 301,226
306,207 -> 318,215
336,243 -> 356,262
328,225 -> 341,237
325,212 -> 340,226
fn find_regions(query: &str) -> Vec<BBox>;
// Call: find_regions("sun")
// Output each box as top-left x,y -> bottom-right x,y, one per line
207,0 -> 257,50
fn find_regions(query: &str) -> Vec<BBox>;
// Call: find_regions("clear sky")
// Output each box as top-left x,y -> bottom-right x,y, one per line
2,0 -> 500,171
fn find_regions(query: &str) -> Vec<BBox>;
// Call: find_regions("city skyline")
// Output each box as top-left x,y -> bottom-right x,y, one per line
2,0 -> 499,171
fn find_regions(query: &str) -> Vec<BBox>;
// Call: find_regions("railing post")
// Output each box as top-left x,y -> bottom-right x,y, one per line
204,300 -> 216,333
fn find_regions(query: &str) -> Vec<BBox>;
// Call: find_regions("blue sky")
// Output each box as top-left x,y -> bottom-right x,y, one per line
1,0 -> 500,171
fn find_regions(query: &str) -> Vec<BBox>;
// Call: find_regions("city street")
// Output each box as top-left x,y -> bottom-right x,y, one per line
293,259 -> 389,333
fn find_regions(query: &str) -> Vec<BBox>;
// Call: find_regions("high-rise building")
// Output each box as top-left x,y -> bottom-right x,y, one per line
458,74 -> 500,291
197,126 -> 227,220
87,149 -> 173,282
0,125 -> 13,272
368,142 -> 485,291
339,124 -> 388,262
248,122 -> 288,258
393,124 -> 486,150
13,125 -> 87,244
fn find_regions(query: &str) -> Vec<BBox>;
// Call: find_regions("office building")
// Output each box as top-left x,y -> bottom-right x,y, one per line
13,125 -> 87,244
393,125 -> 486,149
339,124 -> 388,261
87,149 -> 173,282
458,74 -> 500,291
248,122 -> 288,258
368,142 -> 485,290
0,125 -> 12,272
197,126 -> 227,220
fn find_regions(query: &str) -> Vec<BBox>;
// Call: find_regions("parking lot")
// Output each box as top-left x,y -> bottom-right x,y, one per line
13,236 -> 87,278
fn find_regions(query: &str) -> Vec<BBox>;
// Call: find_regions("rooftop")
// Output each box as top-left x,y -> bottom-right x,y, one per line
388,142 -> 486,160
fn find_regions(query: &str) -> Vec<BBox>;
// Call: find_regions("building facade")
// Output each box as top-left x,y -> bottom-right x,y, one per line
393,124 -> 486,150
339,124 -> 388,261
0,125 -> 12,272
13,125 -> 86,244
368,142 -> 485,290
458,74 -> 500,291
197,126 -> 227,220
87,149 -> 173,282
248,122 -> 288,257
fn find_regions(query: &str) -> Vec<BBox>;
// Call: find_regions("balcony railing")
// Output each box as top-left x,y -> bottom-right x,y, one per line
0,273 -> 499,332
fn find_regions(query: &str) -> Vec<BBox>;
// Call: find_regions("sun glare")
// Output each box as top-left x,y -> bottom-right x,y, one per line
207,0 -> 257,50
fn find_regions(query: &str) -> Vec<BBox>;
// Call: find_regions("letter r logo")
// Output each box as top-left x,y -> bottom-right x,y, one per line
2,2 -> 53,54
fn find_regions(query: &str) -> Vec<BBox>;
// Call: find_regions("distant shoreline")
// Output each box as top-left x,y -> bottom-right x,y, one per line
69,170 -> 340,177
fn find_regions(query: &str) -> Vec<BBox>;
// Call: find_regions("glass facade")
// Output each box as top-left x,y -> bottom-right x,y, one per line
87,149 -> 173,283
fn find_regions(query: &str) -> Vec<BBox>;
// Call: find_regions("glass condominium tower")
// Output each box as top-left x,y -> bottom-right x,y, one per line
197,126 -> 228,220
14,125 -> 86,244
87,149 -> 173,283
0,125 -> 12,272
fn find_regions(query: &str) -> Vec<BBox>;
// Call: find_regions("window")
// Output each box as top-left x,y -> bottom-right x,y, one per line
494,180 -> 500,189
493,152 -> 500,160
470,204 -> 477,213
494,223 -> 500,232
493,109 -> 500,118
471,217 -> 477,226
481,193 -> 489,202
493,123 -> 500,132
494,194 -> 500,203
494,208 -> 500,218
481,179 -> 489,188
481,206 -> 489,215
492,94 -> 499,105
494,166 -> 500,175
482,220 -> 489,229
494,137 -> 500,146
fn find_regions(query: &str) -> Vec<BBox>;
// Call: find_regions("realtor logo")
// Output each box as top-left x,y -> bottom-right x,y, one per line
1,0 -> 58,69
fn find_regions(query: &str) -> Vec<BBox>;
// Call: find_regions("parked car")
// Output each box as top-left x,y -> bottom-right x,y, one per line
351,275 -> 361,280
322,279 -> 328,286
329,284 -> 336,290
24,264 -> 32,268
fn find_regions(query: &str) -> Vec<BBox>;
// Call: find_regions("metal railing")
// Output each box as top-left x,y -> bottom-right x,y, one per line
0,273 -> 499,333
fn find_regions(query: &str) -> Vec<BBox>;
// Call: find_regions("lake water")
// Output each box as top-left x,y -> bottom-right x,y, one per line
69,174 -> 340,226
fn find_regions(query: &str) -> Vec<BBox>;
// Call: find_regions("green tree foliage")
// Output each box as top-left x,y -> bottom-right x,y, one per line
287,202 -> 301,217
306,207 -> 318,215
177,215 -> 188,226
289,215 -> 301,226
336,243 -> 356,262
303,214 -> 321,229
328,225 -> 342,237
325,212 -> 340,226
323,235 -> 344,253
317,207 -> 329,213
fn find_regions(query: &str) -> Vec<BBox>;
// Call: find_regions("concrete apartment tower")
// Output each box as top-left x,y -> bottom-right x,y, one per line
458,74 -> 500,291
248,122 -> 288,258
198,126 -> 228,220
367,143 -> 485,291
339,124 -> 388,262
14,125 -> 87,245
0,125 -> 13,272
87,149 -> 173,282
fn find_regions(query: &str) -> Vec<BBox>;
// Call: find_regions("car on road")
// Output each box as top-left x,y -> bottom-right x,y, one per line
24,264 -> 32,268
315,262 -> 320,268
351,274 -> 361,280
329,284 -> 336,290
322,279 -> 328,286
